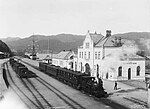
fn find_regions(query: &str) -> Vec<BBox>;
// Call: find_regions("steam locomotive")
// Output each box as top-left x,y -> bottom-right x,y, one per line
9,58 -> 37,78
39,62 -> 107,98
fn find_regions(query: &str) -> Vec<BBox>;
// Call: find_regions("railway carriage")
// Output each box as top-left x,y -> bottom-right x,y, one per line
39,62 -> 48,71
38,62 -> 107,98
46,64 -> 58,77
9,58 -> 37,78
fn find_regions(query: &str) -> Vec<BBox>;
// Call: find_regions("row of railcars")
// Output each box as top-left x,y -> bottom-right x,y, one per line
39,62 -> 107,98
9,58 -> 37,78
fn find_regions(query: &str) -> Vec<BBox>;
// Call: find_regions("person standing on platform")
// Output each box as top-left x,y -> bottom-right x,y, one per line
114,81 -> 117,90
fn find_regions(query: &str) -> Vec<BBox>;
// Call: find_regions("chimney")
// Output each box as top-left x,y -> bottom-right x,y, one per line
106,30 -> 111,37
95,31 -> 97,34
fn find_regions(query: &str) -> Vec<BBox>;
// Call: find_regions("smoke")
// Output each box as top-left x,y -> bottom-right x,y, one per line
0,88 -> 28,109
122,40 -> 139,55
101,40 -> 139,75
140,38 -> 150,51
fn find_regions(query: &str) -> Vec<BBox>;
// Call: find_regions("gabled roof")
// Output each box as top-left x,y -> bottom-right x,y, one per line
37,53 -> 51,60
95,36 -> 108,47
86,30 -> 127,48
89,33 -> 104,44
53,50 -> 73,59
94,35 -> 127,47
104,36 -> 127,47
44,55 -> 52,60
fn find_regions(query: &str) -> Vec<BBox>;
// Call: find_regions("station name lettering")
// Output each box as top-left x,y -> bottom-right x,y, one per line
126,62 -> 137,64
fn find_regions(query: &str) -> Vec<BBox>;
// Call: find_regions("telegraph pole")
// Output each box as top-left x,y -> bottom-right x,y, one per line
31,34 -> 37,60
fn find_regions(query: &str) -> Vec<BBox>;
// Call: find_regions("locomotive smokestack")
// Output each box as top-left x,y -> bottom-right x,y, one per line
106,30 -> 111,37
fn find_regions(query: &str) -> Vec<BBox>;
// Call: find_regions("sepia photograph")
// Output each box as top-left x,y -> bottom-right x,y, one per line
0,0 -> 150,109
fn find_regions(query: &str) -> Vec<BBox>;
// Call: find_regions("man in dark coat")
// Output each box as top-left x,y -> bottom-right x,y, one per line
114,81 -> 117,90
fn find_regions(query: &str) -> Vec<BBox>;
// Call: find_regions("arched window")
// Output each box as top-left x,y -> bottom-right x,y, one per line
85,63 -> 90,76
137,66 -> 140,76
118,66 -> 122,76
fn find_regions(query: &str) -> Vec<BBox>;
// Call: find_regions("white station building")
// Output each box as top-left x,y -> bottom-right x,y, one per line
52,50 -> 75,69
76,30 -> 145,81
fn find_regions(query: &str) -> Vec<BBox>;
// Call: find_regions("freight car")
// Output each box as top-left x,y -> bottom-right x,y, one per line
9,58 -> 37,78
39,62 -> 107,98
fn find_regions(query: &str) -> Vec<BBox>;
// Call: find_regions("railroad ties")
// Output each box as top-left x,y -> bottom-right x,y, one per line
4,62 -> 86,109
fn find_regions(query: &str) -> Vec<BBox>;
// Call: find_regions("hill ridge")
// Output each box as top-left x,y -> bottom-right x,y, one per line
2,32 -> 150,55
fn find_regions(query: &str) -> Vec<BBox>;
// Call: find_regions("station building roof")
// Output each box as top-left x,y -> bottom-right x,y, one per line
53,50 -> 74,60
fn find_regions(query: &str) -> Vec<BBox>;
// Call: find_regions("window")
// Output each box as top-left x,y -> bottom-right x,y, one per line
81,62 -> 82,71
79,52 -> 81,58
98,52 -> 101,59
118,66 -> 122,76
82,52 -> 83,58
85,52 -> 86,59
97,64 -> 99,78
86,43 -> 90,48
95,52 -> 97,59
88,52 -> 90,59
75,62 -> 77,71
60,61 -> 63,66
137,66 -> 140,76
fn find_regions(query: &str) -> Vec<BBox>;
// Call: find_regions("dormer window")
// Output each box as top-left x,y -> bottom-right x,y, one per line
85,42 -> 90,48
70,56 -> 73,59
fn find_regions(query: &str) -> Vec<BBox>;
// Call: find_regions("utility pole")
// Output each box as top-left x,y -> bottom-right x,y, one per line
46,36 -> 53,64
31,34 -> 37,60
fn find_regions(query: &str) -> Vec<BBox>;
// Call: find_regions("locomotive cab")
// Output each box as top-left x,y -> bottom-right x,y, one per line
80,76 -> 96,94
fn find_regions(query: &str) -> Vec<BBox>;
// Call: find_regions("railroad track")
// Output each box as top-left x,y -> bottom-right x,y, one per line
5,63 -> 39,109
32,77 -> 86,109
5,62 -> 86,109
123,97 -> 147,108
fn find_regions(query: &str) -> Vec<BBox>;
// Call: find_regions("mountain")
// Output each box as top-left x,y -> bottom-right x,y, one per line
3,34 -> 85,53
0,37 -> 21,42
2,32 -> 150,55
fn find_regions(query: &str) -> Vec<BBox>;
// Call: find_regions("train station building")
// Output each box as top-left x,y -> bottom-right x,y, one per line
52,50 -> 75,69
76,30 -> 145,81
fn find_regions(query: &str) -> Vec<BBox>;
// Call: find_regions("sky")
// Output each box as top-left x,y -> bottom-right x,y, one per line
0,0 -> 150,38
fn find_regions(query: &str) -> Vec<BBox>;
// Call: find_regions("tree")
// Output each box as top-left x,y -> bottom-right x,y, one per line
0,40 -> 12,57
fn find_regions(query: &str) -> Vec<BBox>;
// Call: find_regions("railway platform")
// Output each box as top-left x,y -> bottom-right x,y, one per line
4,59 -> 122,109
21,57 -> 149,109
